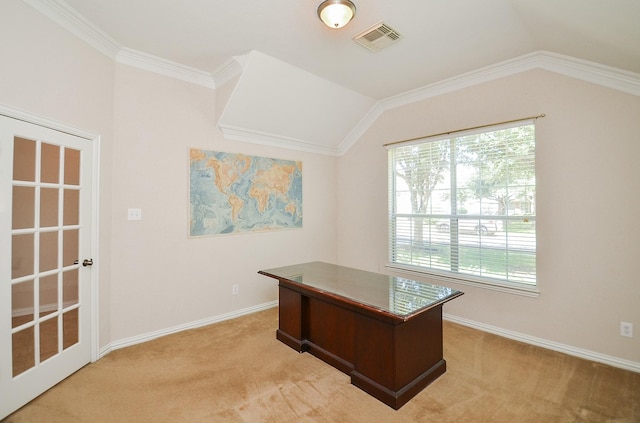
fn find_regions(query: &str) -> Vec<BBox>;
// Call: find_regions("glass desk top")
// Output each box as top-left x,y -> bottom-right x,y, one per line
259,261 -> 463,319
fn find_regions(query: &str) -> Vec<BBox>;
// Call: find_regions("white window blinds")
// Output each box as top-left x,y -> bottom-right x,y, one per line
388,122 -> 536,287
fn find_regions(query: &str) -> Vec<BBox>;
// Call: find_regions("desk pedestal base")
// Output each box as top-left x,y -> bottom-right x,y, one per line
277,285 -> 446,410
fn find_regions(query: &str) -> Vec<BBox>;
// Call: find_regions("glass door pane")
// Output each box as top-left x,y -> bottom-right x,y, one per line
0,114 -> 94,419
13,138 -> 36,182
9,139 -> 83,377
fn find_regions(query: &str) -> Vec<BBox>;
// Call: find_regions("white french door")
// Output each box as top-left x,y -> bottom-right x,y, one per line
0,115 -> 95,419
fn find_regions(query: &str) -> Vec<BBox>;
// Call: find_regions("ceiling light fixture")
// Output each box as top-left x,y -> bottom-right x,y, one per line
317,0 -> 356,29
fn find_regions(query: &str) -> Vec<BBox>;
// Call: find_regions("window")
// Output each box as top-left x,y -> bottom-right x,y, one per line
388,122 -> 536,290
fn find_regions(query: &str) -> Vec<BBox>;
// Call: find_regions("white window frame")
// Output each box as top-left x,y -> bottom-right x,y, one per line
387,121 -> 538,297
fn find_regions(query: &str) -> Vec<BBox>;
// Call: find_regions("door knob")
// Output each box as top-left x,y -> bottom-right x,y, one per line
82,258 -> 94,267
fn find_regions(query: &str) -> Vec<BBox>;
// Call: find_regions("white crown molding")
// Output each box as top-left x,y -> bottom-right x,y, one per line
99,301 -> 278,358
535,51 -> 640,96
116,48 -> 215,89
381,50 -> 640,109
444,313 -> 640,374
212,55 -> 248,89
336,105 -> 385,156
219,124 -> 339,156
21,0 -> 640,155
337,51 -> 640,155
22,0 -> 120,60
24,0 -> 215,89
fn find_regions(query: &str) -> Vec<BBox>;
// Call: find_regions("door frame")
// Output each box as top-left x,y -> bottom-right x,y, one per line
0,102 -> 101,362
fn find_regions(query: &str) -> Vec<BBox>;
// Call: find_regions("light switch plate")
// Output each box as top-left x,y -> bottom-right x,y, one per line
127,208 -> 142,221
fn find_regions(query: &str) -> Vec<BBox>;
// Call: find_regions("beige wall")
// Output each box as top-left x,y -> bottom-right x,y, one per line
337,69 -> 640,362
0,0 -> 115,348
109,65 -> 338,340
1,0 -> 337,347
2,0 -> 638,366
0,0 -> 337,348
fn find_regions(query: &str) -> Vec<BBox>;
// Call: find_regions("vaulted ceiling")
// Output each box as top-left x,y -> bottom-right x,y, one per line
28,0 -> 640,154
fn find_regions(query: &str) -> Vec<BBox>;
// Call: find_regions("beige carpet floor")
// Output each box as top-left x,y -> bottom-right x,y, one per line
3,307 -> 639,422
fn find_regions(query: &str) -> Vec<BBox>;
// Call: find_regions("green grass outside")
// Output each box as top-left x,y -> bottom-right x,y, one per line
394,243 -> 536,285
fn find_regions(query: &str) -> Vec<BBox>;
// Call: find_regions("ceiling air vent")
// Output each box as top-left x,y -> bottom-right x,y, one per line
354,22 -> 402,52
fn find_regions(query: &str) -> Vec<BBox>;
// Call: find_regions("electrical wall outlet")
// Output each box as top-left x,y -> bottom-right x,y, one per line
232,284 -> 239,295
620,322 -> 633,337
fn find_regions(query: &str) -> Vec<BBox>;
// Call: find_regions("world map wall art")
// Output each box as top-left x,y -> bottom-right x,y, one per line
189,149 -> 303,237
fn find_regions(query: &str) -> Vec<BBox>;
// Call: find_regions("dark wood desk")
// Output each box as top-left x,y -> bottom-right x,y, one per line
258,262 -> 463,409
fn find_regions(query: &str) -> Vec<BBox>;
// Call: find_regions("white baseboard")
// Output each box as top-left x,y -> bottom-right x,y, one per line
98,301 -> 278,359
12,301 -> 78,317
444,313 -> 640,373
96,303 -> 638,374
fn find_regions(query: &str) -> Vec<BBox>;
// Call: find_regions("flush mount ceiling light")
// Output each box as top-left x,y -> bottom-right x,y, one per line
317,0 -> 356,29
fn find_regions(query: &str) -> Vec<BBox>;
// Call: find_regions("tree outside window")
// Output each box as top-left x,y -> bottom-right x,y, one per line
388,123 -> 536,286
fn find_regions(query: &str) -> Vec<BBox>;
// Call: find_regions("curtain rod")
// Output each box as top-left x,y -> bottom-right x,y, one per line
383,114 -> 546,148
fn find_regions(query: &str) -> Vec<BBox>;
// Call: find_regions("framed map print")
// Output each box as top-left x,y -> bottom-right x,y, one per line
189,149 -> 302,237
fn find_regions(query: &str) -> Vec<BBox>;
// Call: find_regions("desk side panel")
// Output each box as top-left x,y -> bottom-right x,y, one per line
277,285 -> 303,351
395,306 -> 443,389
354,315 -> 395,388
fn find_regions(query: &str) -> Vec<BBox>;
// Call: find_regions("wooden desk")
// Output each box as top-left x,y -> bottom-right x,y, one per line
258,262 -> 463,409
